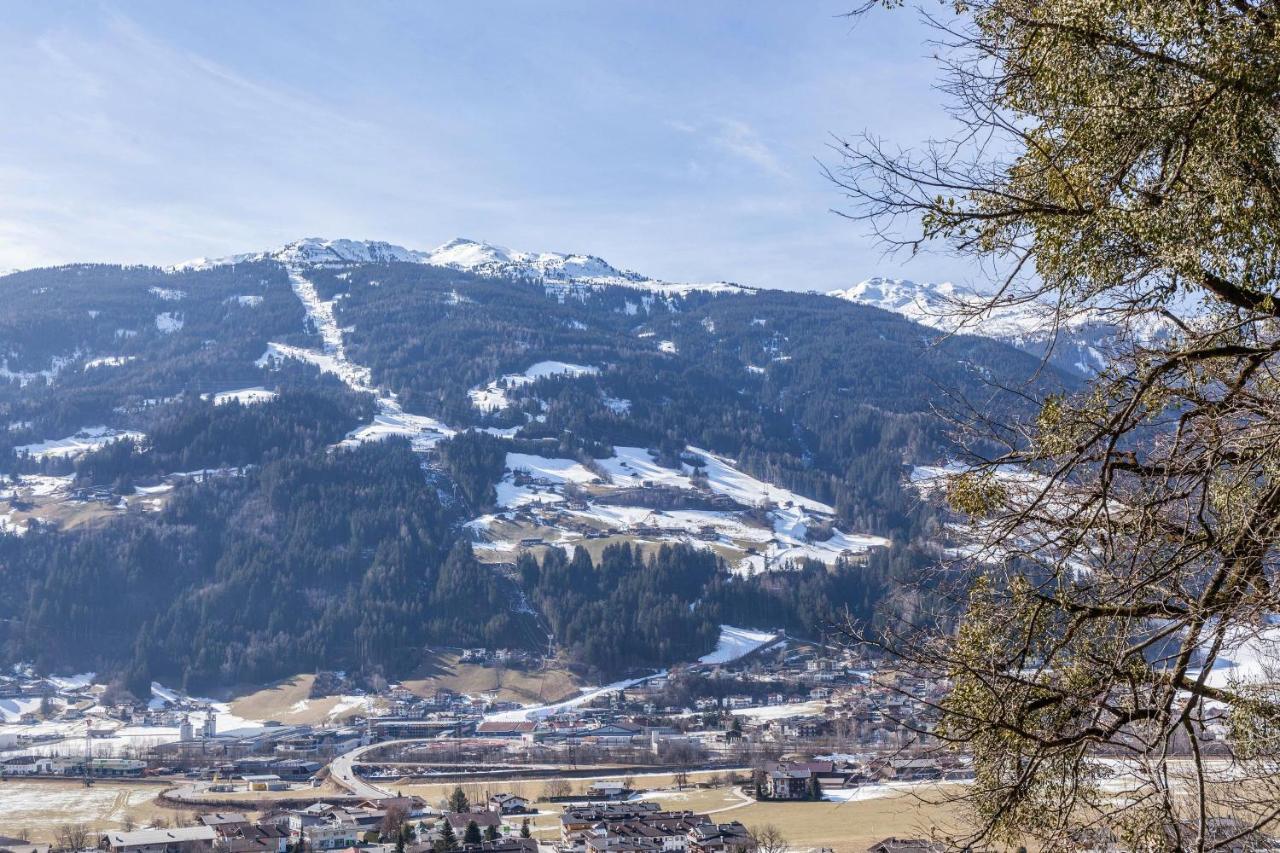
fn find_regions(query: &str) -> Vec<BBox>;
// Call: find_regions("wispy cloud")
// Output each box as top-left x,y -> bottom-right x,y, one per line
711,118 -> 789,177
669,117 -> 789,178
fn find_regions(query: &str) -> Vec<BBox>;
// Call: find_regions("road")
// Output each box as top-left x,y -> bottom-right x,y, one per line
329,738 -> 457,799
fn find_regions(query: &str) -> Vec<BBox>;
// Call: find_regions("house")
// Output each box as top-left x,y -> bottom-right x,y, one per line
561,804 -> 663,844
601,814 -> 709,852
361,796 -> 434,817
586,780 -> 630,799
766,769 -> 813,800
218,823 -> 290,853
686,823 -> 756,853
101,827 -> 217,853
488,793 -> 532,814
446,811 -> 503,834
298,822 -> 359,851
865,840 -> 943,853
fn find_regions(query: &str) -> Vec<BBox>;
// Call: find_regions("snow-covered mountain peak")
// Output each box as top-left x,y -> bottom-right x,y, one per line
424,237 -> 515,269
174,236 -> 753,297
831,278 -> 978,326
832,276 -> 1180,376
831,276 -> 1080,341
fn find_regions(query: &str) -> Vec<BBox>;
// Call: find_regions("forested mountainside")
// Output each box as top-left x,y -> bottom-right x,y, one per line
0,243 -> 1071,693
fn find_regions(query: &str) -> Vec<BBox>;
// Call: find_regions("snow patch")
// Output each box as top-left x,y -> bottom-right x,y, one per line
155,312 -> 184,333
469,361 -> 599,412
14,426 -> 145,460
698,626 -> 778,664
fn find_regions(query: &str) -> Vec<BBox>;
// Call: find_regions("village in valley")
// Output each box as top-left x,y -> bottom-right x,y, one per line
0,628 -> 967,853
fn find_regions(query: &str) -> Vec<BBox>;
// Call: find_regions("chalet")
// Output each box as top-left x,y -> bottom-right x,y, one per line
488,793 -> 532,814
561,804 -> 662,844
361,796 -> 433,817
213,822 -> 289,853
586,780 -> 630,799
601,814 -> 708,852
766,769 -> 813,800
686,823 -> 756,853
446,811 -> 503,833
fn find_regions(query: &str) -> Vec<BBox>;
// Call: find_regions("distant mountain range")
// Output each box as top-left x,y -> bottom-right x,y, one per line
177,236 -> 752,297
830,277 -> 1176,376
172,237 -> 1175,376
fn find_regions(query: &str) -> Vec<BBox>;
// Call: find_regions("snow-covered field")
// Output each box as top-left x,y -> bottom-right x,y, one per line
468,361 -> 599,412
471,445 -> 888,575
154,312 -> 184,333
698,626 -> 779,664
339,397 -> 454,453
483,672 -> 666,723
209,386 -> 277,406
84,355 -> 136,370
13,426 -> 145,460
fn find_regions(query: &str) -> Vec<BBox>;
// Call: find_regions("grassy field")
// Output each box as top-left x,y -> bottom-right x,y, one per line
400,652 -> 583,706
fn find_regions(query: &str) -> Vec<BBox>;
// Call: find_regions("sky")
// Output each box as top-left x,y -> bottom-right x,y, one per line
0,1 -> 968,291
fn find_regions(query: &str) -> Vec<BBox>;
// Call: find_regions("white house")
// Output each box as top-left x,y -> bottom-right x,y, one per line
489,793 -> 532,814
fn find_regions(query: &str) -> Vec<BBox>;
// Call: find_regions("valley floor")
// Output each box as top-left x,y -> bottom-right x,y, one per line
0,773 -> 966,853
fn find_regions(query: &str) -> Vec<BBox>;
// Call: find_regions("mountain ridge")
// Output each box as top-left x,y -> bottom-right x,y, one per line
175,236 -> 755,297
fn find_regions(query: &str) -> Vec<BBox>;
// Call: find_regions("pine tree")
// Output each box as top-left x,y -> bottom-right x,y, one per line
483,824 -> 500,842
520,819 -> 531,839
449,785 -> 470,813
463,821 -> 482,846
435,821 -> 458,853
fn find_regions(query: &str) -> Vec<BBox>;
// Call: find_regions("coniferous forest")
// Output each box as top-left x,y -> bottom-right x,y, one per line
0,259 -> 1070,690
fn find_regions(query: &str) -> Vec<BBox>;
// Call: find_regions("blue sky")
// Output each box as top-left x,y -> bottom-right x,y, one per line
0,2 -> 965,290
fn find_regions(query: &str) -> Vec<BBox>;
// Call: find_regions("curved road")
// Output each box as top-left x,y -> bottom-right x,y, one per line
330,738 -> 532,799
329,739 -> 418,799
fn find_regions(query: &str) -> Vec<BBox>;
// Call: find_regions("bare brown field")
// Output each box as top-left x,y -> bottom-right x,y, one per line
400,652 -> 582,706
225,674 -> 376,725
0,779 -> 208,842
729,788 -> 968,853
393,778 -> 966,852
